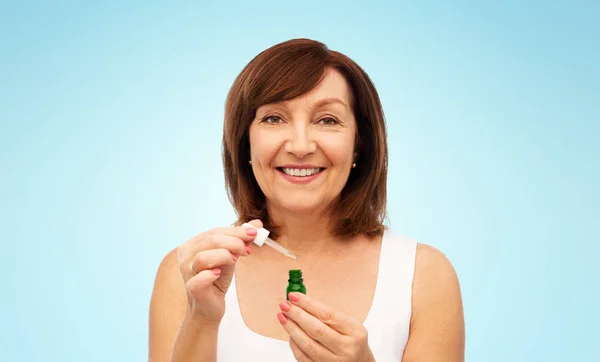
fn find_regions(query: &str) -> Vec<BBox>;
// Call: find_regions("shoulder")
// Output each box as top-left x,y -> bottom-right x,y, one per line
154,248 -> 183,287
401,242 -> 465,361
412,242 -> 462,315
382,231 -> 460,301
152,248 -> 187,302
150,248 -> 188,330
414,243 -> 459,286
385,233 -> 462,307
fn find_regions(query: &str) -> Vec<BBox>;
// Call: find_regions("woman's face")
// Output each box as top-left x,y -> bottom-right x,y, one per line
249,68 -> 357,216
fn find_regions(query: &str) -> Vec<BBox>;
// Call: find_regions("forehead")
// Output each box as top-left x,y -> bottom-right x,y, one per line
262,68 -> 352,111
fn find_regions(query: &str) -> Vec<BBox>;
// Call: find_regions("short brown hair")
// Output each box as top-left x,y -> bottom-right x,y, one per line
222,38 -> 387,239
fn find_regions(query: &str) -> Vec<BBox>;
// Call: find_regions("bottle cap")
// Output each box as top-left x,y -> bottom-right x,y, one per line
242,223 -> 270,247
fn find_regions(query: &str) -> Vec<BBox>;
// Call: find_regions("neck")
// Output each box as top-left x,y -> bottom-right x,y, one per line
267,205 -> 343,255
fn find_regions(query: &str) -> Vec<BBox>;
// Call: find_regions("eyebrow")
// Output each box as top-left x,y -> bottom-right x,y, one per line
313,97 -> 349,109
256,97 -> 349,116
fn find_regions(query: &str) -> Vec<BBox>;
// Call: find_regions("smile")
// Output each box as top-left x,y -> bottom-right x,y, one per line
280,168 -> 322,177
276,166 -> 325,184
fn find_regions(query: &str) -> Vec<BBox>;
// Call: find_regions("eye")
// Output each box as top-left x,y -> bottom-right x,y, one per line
261,115 -> 284,124
318,117 -> 339,125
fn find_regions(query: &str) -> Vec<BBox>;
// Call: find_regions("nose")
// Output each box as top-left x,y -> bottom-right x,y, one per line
284,123 -> 317,158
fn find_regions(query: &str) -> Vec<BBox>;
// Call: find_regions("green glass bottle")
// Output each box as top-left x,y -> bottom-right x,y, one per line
286,269 -> 306,300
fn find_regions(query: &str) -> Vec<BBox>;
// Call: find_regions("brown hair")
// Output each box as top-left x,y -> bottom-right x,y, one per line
222,38 -> 387,239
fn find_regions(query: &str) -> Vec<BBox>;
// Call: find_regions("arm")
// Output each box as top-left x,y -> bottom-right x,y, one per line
148,249 -> 220,362
401,244 -> 465,362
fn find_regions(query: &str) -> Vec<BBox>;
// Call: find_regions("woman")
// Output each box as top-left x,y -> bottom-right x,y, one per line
149,38 -> 464,361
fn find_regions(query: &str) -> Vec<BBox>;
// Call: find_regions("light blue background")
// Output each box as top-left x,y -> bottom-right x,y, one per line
1,1 -> 598,361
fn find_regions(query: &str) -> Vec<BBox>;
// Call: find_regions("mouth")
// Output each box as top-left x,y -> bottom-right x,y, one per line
277,167 -> 324,177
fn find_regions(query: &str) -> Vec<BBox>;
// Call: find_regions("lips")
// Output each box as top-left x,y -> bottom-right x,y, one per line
276,166 -> 325,184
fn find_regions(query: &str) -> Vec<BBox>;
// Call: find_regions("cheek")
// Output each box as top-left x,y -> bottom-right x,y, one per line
321,133 -> 356,166
249,131 -> 281,168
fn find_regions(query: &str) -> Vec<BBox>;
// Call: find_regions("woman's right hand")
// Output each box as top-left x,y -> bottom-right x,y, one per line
177,219 -> 263,323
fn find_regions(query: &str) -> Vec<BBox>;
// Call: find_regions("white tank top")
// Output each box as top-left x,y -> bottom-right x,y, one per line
216,229 -> 417,361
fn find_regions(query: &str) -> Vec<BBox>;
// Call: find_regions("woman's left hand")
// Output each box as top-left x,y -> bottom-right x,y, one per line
278,292 -> 376,362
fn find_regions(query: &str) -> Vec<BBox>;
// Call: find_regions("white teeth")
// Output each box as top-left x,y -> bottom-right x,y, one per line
282,168 -> 321,177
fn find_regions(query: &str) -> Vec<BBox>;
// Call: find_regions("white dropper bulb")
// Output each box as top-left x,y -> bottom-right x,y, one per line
242,223 -> 296,259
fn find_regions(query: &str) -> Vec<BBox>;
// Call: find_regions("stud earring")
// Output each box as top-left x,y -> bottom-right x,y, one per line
352,163 -> 356,168
249,160 -> 252,165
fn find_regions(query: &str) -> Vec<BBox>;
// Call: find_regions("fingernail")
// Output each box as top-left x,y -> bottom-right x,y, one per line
246,246 -> 252,254
277,312 -> 287,324
279,301 -> 291,312
246,228 -> 257,236
211,268 -> 221,276
232,254 -> 238,262
288,293 -> 300,302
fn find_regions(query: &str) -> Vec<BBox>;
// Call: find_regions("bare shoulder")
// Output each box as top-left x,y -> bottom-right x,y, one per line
401,243 -> 465,362
414,243 -> 461,290
151,248 -> 187,305
149,248 -> 188,362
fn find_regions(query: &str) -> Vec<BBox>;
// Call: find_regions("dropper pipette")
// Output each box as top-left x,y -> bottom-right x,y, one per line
242,223 -> 296,259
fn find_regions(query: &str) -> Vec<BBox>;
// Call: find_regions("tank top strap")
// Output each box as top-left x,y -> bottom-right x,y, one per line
363,228 -> 418,360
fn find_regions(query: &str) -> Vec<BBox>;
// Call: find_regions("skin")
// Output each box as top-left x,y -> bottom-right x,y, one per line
148,68 -> 465,361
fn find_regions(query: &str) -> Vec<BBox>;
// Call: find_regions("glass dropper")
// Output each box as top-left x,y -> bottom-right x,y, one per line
242,223 -> 296,259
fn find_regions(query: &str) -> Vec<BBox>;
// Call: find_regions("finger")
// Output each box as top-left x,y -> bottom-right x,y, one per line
185,268 -> 222,296
216,219 -> 263,242
190,249 -> 237,276
178,226 -> 257,261
245,219 -> 263,229
206,225 -> 259,243
182,225 -> 257,247
279,301 -> 340,352
278,312 -> 330,360
289,338 -> 314,362
201,234 -> 249,256
287,292 -> 358,335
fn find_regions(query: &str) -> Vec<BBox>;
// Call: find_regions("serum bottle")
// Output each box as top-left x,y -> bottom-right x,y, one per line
286,269 -> 306,300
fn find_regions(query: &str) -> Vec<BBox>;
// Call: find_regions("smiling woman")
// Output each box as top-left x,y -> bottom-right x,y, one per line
149,38 -> 465,362
246,68 -> 363,229
222,40 -> 388,240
